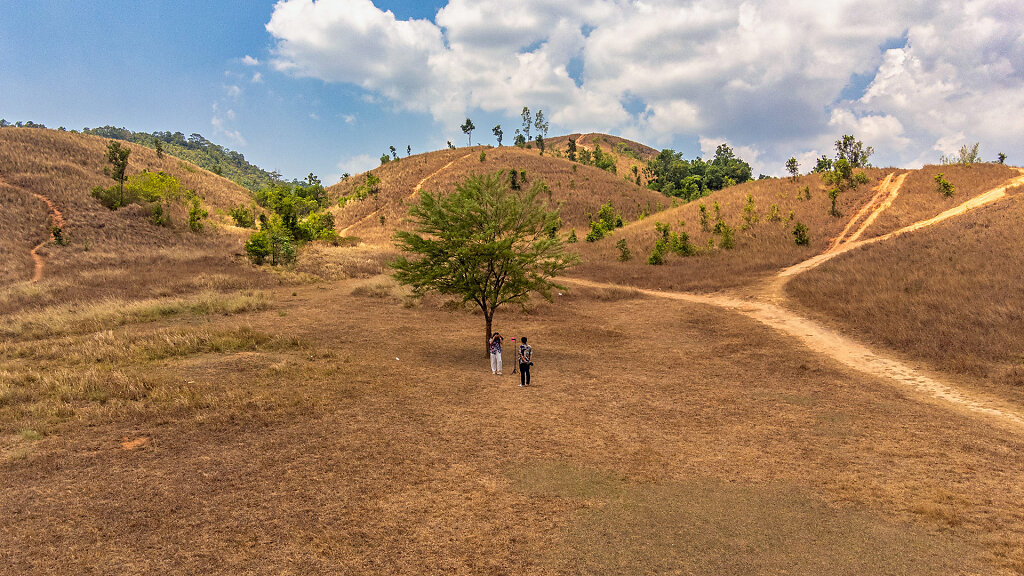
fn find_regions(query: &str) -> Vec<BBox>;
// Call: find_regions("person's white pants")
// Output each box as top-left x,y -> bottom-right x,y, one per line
490,351 -> 502,374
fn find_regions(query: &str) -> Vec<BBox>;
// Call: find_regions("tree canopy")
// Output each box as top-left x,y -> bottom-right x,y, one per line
392,171 -> 577,355
645,144 -> 752,200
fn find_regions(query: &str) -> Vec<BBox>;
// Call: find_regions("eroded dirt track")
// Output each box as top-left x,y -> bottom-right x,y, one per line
0,173 -> 64,283
571,170 -> 1024,430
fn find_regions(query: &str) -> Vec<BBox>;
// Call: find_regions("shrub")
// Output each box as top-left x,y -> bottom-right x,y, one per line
296,211 -> 336,242
793,221 -> 810,246
149,203 -> 171,226
230,205 -> 257,228
765,204 -> 782,222
91,185 -> 129,210
188,199 -> 208,232
479,150 -> 487,162
934,173 -> 955,197
616,238 -> 631,261
245,230 -> 272,265
648,241 -> 666,265
585,202 -> 624,242
698,203 -> 710,231
718,223 -> 735,249
127,171 -> 183,202
741,194 -> 759,230
51,226 -> 68,246
567,229 -> 577,243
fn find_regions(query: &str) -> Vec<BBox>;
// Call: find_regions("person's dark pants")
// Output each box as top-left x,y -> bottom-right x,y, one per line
520,363 -> 531,386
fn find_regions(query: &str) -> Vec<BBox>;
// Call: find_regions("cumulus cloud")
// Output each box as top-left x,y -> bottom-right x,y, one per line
241,55 -> 260,66
266,0 -> 1024,173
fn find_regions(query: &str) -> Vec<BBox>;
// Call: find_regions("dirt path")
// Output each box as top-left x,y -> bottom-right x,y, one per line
569,171 -> 1024,429
339,153 -> 474,236
0,173 -> 65,283
28,191 -> 65,282
828,172 -> 896,251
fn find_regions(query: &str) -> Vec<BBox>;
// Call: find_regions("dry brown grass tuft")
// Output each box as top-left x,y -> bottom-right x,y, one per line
0,290 -> 268,339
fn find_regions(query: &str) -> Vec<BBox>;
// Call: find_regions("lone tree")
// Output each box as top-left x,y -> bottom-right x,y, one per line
392,171 -> 577,356
104,140 -> 131,206
834,135 -> 873,168
461,117 -> 476,146
492,124 -> 503,146
785,157 -> 800,180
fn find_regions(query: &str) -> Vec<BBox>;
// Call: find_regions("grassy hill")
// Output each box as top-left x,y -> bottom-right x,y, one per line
81,126 -> 278,191
0,127 -> 267,311
327,140 -> 668,245
787,163 -> 1024,397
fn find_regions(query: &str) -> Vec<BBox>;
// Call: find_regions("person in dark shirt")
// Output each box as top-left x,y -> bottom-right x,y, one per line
518,336 -> 533,387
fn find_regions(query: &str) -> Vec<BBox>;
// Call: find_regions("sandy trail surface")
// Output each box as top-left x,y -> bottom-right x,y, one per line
570,171 -> 1024,430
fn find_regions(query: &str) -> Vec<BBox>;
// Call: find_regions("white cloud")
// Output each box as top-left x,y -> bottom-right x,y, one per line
333,153 -> 377,181
226,84 -> 242,99
266,0 -> 1024,170
242,55 -> 260,66
252,72 -> 263,83
341,114 -> 356,124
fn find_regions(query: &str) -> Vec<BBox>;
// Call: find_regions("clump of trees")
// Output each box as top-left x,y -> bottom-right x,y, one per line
645,144 -> 752,201
82,126 -> 277,190
245,172 -> 337,265
940,142 -> 980,166
90,140 -> 208,232
391,170 -> 576,356
648,221 -> 696,265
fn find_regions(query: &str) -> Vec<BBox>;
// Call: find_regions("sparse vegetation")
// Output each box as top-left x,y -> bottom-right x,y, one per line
585,202 -> 624,242
616,238 -> 631,262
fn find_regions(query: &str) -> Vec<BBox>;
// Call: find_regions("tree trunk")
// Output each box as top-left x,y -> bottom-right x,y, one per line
484,314 -> 492,358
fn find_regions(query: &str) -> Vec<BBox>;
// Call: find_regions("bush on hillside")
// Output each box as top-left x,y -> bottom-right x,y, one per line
793,221 -> 810,246
934,173 -> 956,197
229,205 -> 257,228
585,202 -> 624,242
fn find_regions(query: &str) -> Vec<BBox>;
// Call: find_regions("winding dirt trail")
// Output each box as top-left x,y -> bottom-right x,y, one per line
340,152 -> 474,236
569,170 -> 1024,429
28,191 -> 65,283
0,173 -> 65,283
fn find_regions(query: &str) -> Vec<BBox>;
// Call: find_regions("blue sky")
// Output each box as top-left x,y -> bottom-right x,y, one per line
2,1 -> 1022,183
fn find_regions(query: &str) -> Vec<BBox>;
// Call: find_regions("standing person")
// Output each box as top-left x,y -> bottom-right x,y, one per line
518,336 -> 533,387
489,332 -> 504,375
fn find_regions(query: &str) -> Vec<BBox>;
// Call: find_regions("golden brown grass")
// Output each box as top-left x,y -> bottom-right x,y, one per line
3,277 -> 1023,573
328,144 -> 667,246
0,128 -> 271,311
861,163 -> 1018,238
788,185 -> 1024,404
572,169 -> 891,291
546,133 -> 659,183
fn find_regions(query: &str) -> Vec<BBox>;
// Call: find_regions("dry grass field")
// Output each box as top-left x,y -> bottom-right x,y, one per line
859,163 -> 1019,238
4,128 -> 1024,574
788,177 -> 1024,404
4,277 -> 1024,574
572,169 -> 891,292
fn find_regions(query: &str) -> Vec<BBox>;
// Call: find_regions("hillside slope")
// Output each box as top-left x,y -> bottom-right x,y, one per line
328,144 -> 667,245
0,128 -> 266,311
787,166 -> 1024,397
571,169 -> 894,291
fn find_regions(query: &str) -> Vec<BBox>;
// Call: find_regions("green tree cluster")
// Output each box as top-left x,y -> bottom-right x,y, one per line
648,221 -> 696,265
646,144 -> 752,200
246,172 -> 337,265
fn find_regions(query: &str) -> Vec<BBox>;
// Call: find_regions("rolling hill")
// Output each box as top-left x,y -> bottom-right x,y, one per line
327,138 -> 668,245
0,127 -> 267,312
